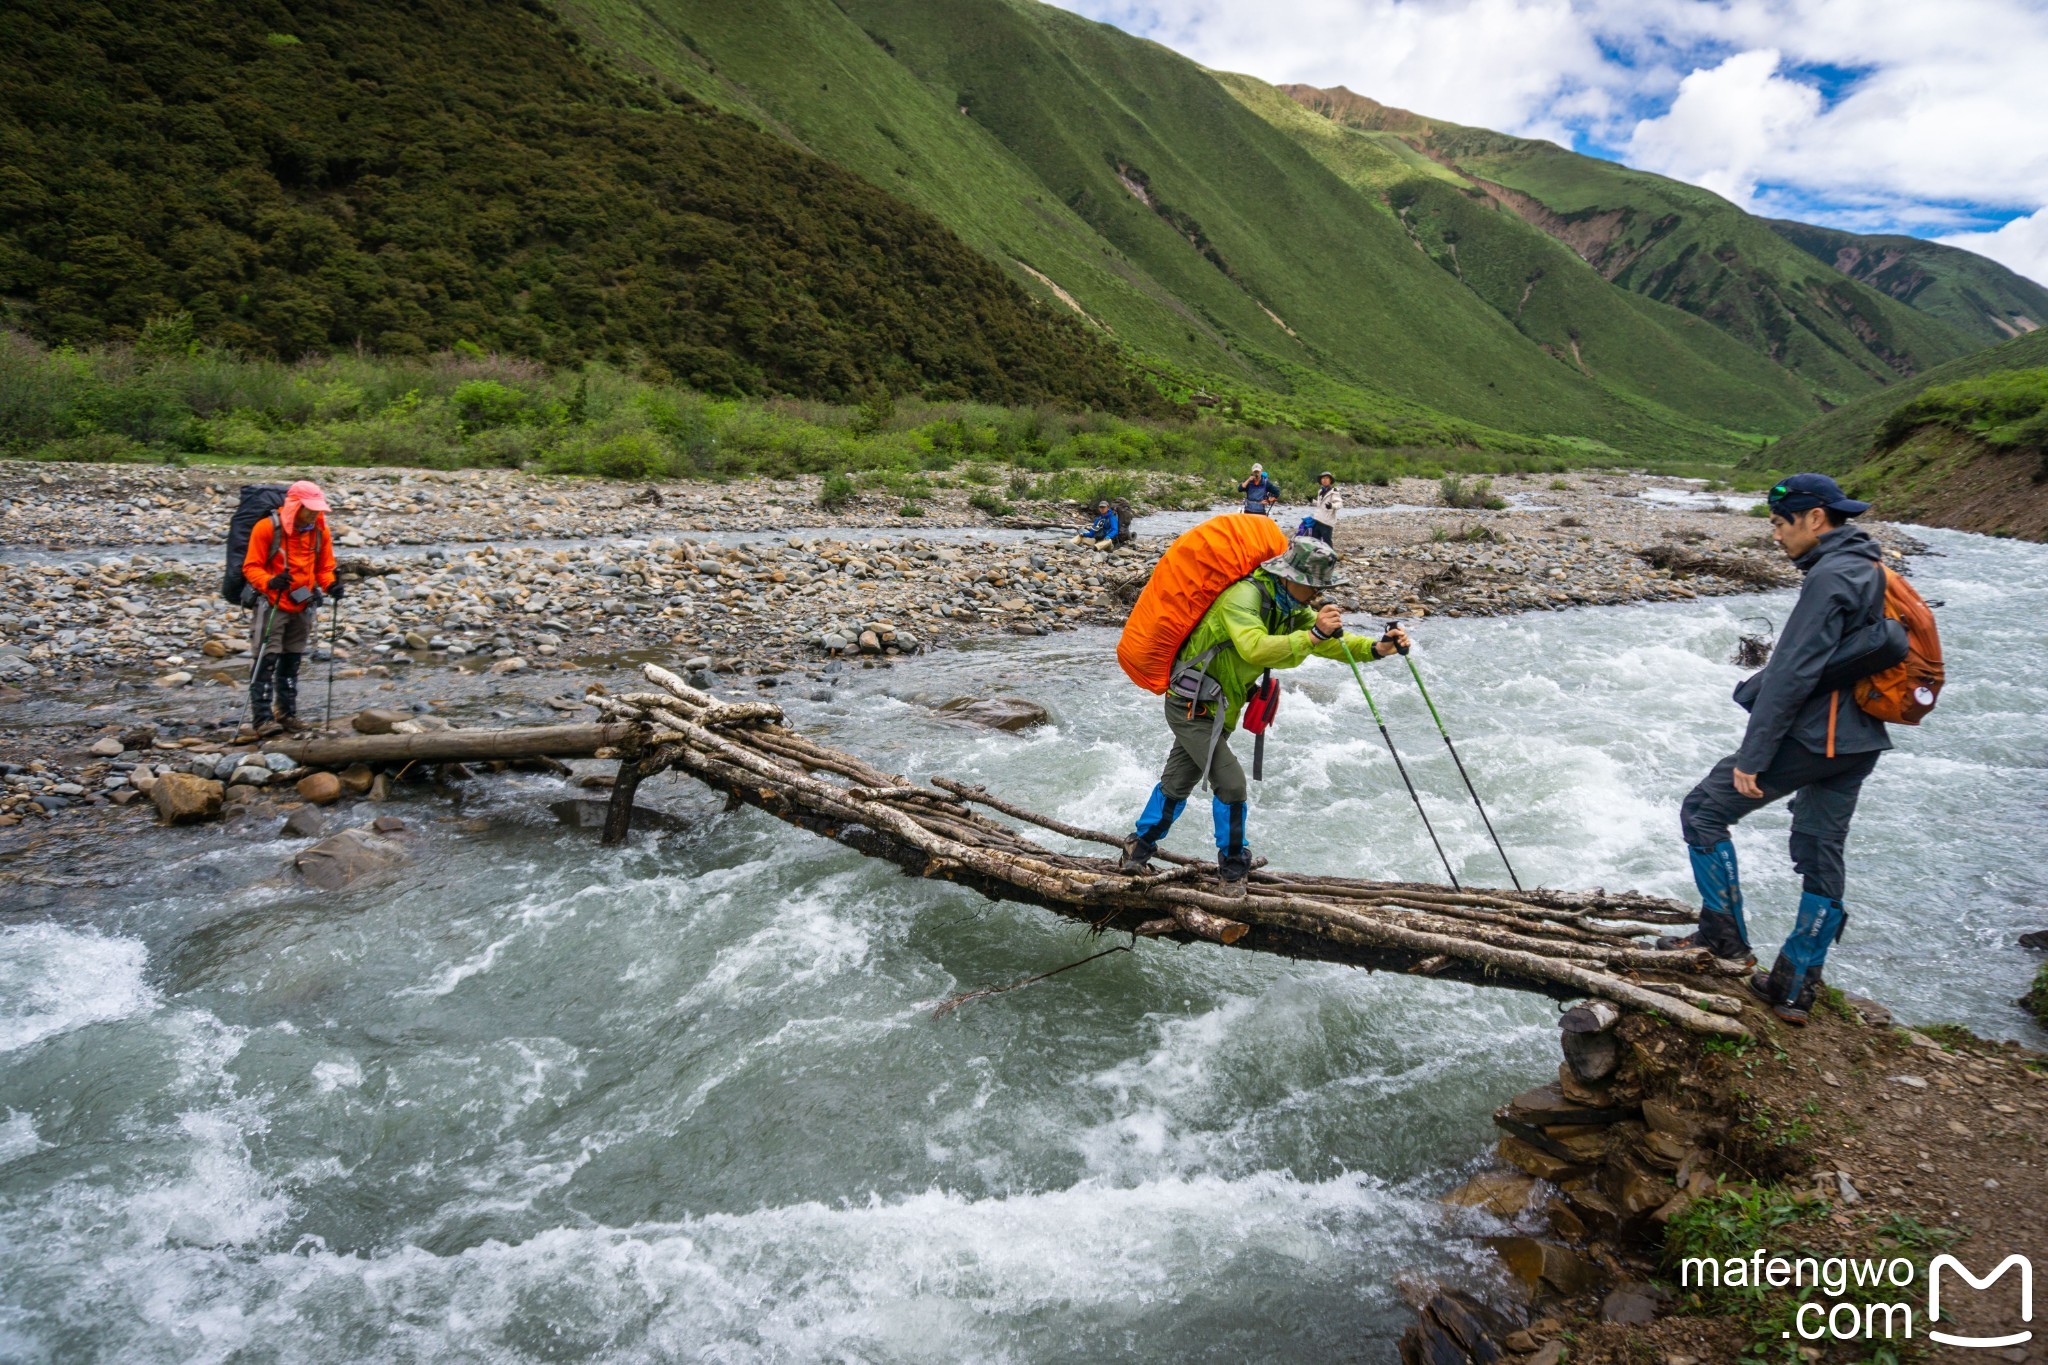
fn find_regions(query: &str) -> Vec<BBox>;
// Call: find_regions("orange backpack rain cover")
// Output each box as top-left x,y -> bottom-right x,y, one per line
1853,566 -> 1944,724
1117,514 -> 1291,693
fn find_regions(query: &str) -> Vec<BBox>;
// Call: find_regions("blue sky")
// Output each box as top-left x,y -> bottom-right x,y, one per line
1049,0 -> 2048,290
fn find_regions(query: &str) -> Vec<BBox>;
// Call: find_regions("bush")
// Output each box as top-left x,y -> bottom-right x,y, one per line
897,501 -> 925,517
818,472 -> 855,511
28,431 -> 154,463
450,380 -> 529,433
1439,473 -> 1506,510
967,489 -> 1015,517
1878,367 -> 2048,450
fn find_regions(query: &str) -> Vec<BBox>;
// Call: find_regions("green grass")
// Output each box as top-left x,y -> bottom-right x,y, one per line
2,331 -> 1673,490
1759,328 -> 2048,477
1877,367 -> 2048,452
1281,87 -> 1994,413
565,0 -> 1782,463
1221,74 -> 1822,438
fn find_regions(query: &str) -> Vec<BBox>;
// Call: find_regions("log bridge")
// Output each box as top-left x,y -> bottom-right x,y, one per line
276,662 -> 1750,1036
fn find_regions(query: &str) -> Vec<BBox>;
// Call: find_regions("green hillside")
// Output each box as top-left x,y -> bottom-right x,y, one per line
1283,86 -> 1984,409
1764,219 -> 2048,346
1755,327 -> 2048,474
569,0 -> 1827,460
1218,75 -> 1819,436
0,0 -> 1151,410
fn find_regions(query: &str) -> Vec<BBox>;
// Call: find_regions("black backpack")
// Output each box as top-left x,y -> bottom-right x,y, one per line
221,484 -> 287,605
1108,496 -> 1137,546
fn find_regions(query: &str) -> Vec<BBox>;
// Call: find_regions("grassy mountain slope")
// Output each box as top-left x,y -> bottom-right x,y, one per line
575,0 -> 1785,459
0,0 -> 1151,410
1220,75 -> 1817,438
1764,219 -> 2048,346
1756,328 -> 2048,474
1284,87 -> 1982,408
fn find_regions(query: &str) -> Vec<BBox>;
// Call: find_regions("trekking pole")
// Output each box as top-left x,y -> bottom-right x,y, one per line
324,591 -> 342,730
1382,620 -> 1522,891
1337,634 -> 1460,889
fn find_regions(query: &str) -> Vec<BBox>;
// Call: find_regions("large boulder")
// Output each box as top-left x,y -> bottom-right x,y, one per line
351,707 -> 410,735
295,772 -> 342,805
294,826 -> 410,890
150,772 -> 223,825
933,696 -> 1050,732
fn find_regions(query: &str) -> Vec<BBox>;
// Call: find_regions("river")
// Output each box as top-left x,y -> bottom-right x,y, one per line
2,526 -> 2043,1362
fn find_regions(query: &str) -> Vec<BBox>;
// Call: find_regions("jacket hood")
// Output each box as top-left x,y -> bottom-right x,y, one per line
1795,524 -> 1881,574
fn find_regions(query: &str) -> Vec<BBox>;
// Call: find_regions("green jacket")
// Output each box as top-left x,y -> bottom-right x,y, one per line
1177,570 -> 1375,727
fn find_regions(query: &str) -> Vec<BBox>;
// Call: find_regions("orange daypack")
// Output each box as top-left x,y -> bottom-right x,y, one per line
1117,514 -> 1290,693
1853,567 -> 1944,724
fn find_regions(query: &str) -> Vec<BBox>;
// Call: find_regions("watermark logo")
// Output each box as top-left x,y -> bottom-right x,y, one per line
1928,1253 -> 2032,1350
1678,1250 -> 2033,1347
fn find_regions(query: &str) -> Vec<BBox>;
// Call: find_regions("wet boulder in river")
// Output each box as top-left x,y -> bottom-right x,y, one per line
933,696 -> 1050,732
150,772 -> 223,825
295,826 -> 410,890
352,708 -> 410,735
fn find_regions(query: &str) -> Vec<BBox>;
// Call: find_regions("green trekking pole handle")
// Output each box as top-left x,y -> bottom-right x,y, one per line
1338,634 -> 1460,889
1385,619 -> 1522,892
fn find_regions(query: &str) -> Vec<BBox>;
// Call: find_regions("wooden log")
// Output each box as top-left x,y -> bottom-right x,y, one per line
270,722 -> 638,768
601,756 -> 647,847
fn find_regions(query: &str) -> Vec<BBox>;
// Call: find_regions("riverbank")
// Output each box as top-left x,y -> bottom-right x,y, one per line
0,461 -> 1868,829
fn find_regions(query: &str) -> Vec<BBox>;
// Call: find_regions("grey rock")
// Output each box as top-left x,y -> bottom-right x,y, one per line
229,765 -> 271,787
295,826 -> 410,890
262,753 -> 297,773
933,696 -> 1050,732
280,806 -> 326,839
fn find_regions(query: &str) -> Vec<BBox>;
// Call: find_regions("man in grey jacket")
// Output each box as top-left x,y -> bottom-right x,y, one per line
1660,473 -> 1893,1024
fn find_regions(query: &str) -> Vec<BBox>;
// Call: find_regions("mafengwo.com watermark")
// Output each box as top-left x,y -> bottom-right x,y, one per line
1681,1250 -> 2032,1348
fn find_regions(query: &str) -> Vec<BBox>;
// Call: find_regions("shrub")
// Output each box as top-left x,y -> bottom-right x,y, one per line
818,472 -> 855,511
28,431 -> 154,463
967,489 -> 1015,517
898,501 -> 925,517
1439,473 -> 1506,510
450,380 -> 529,433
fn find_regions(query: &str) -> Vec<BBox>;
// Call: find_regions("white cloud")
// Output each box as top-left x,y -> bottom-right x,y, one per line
1938,208 -> 2048,295
1049,0 -> 2048,285
1624,49 -> 1820,207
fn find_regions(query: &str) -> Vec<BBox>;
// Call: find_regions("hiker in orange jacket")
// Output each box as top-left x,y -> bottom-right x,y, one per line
242,480 -> 339,737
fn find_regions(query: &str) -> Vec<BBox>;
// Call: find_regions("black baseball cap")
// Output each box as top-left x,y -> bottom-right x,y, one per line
1767,473 -> 1869,517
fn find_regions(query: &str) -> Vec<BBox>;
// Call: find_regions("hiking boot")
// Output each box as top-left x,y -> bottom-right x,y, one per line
277,715 -> 311,735
254,719 -> 285,739
1746,957 -> 1822,1026
1216,846 -> 1251,898
1119,837 -> 1157,874
1655,910 -> 1755,966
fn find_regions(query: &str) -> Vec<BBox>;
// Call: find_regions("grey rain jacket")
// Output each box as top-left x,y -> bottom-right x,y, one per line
1731,525 -> 1893,773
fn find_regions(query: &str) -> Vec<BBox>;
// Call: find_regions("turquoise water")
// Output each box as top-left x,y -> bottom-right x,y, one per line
2,526 -> 2042,1361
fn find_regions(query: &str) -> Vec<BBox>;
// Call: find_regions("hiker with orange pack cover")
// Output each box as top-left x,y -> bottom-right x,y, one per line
1116,523 -> 1404,895
1661,473 -> 1942,1025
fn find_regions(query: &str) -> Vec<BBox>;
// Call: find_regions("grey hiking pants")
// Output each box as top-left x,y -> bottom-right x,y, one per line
249,600 -> 316,657
1158,695 -> 1248,805
1680,745 -> 1879,901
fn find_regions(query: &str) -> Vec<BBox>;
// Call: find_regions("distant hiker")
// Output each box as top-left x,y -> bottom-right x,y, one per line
1074,500 -> 1120,552
1661,473 -> 1901,1025
1309,471 -> 1342,546
1119,534 -> 1405,893
241,480 -> 339,738
1239,464 -> 1279,516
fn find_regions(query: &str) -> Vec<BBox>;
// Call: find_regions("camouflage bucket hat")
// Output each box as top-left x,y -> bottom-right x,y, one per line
1261,535 -> 1347,588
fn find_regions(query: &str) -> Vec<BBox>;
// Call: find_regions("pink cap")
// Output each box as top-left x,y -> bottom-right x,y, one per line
286,480 -> 330,513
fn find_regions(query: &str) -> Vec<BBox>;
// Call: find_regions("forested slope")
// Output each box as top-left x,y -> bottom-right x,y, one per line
0,0 -> 1154,409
